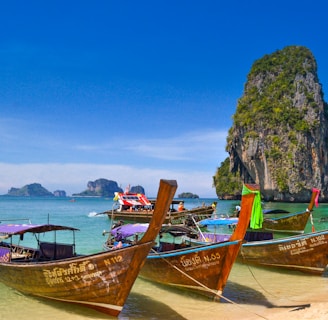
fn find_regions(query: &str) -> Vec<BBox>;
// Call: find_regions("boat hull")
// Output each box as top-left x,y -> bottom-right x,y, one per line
0,242 -> 154,316
109,205 -> 214,224
261,210 -> 310,233
140,241 -> 241,299
0,179 -> 179,317
139,185 -> 258,298
239,230 -> 328,275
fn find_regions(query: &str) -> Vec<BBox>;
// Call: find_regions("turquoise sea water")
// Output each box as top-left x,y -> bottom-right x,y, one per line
0,196 -> 327,320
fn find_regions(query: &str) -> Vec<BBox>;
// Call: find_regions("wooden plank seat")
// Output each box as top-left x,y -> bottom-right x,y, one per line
12,245 -> 39,260
0,244 -> 39,261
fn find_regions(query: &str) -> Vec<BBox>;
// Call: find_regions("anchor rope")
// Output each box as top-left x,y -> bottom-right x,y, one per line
239,250 -> 313,307
150,248 -> 269,320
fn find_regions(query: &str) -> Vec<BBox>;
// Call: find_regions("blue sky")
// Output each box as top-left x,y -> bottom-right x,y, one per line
0,1 -> 327,197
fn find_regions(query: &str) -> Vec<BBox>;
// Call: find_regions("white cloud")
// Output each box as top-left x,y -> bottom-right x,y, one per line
0,128 -> 229,198
0,162 -> 218,198
73,129 -> 229,162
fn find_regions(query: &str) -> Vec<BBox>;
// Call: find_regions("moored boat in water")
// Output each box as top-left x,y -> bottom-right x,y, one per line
238,229 -> 328,275
199,188 -> 320,234
185,228 -> 328,275
260,188 -> 320,233
105,184 -> 260,299
102,192 -> 214,225
0,179 -> 177,317
185,188 -> 328,275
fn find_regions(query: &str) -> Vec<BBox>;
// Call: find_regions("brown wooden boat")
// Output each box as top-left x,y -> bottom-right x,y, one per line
0,179 -> 177,317
239,229 -> 328,275
261,210 -> 310,233
198,189 -> 320,234
138,184 -> 259,299
104,199 -> 214,225
261,188 -> 320,233
188,228 -> 328,275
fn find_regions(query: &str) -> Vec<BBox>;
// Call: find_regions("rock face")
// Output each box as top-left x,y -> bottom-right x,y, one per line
130,185 -> 145,194
53,190 -> 66,197
178,192 -> 199,199
73,179 -> 146,197
74,179 -> 123,197
227,46 -> 328,201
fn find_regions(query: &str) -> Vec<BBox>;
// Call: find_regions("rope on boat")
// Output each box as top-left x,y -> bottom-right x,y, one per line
150,248 -> 269,320
310,212 -> 316,232
239,251 -> 312,309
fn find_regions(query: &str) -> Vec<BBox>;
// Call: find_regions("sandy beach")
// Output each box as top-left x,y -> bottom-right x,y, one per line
123,262 -> 328,320
259,303 -> 327,320
202,302 -> 328,320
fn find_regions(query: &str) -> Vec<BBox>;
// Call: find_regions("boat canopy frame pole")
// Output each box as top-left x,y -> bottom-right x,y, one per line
190,215 -> 207,242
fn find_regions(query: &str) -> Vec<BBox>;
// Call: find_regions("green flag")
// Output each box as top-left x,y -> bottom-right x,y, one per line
242,185 -> 263,229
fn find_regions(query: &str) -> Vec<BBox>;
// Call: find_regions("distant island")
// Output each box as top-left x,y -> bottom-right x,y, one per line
2,179 -> 146,197
5,183 -> 66,197
178,192 -> 199,199
3,179 -> 200,198
72,179 -> 145,197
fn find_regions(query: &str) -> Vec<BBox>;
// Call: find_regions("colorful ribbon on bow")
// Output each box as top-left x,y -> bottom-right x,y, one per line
312,188 -> 320,207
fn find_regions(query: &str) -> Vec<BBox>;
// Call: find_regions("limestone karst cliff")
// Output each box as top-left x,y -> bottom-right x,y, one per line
73,179 -> 146,197
226,46 -> 328,201
73,179 -> 123,197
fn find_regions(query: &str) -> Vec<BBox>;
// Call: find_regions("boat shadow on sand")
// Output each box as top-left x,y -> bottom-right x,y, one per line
9,279 -> 310,319
138,277 -> 274,306
222,280 -> 310,310
121,291 -> 189,319
138,277 -> 310,314
13,290 -> 187,320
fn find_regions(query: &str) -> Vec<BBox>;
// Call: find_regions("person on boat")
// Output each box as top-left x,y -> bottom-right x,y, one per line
178,202 -> 185,212
211,201 -> 217,212
111,241 -> 123,250
111,220 -> 124,229
118,205 -> 130,212
234,205 -> 241,217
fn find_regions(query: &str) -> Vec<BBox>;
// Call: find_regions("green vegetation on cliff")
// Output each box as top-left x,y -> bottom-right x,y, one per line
213,158 -> 243,198
230,46 -> 318,136
218,45 -> 328,200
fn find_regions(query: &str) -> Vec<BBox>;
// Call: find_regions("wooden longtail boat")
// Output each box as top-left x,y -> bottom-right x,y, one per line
186,188 -> 327,275
239,230 -> 328,275
199,188 -> 320,234
102,193 -> 214,225
261,211 -> 310,233
138,184 -> 259,299
108,205 -> 214,225
0,179 -> 177,317
185,229 -> 328,275
260,188 -> 320,233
